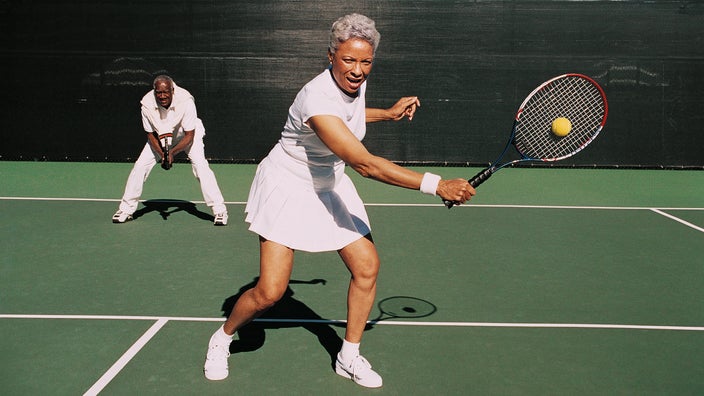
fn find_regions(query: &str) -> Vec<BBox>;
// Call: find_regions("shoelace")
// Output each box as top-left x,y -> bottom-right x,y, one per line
207,343 -> 230,361
349,356 -> 372,378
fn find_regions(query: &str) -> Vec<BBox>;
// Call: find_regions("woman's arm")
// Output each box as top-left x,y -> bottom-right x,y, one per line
307,115 -> 474,203
366,96 -> 421,122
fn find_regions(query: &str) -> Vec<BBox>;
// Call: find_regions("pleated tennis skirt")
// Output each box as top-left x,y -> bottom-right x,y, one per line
244,143 -> 371,252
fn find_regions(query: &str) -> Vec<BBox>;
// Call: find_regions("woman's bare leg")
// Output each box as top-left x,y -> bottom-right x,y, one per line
334,234 -> 383,388
223,236 -> 295,335
338,235 -> 380,343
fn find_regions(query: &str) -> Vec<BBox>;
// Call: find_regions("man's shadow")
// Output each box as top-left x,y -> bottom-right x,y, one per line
221,277 -> 343,366
133,199 -> 213,222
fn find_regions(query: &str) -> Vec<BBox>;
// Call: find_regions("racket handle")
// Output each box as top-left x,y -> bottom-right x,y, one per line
161,140 -> 171,170
443,167 -> 493,209
468,167 -> 493,188
162,147 -> 171,170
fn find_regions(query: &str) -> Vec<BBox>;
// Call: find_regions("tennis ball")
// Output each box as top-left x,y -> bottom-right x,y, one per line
551,117 -> 572,137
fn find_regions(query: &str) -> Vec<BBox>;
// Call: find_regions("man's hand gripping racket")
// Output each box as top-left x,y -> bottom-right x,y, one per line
445,73 -> 608,208
154,132 -> 173,170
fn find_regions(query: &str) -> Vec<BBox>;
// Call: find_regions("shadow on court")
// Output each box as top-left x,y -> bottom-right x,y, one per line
133,199 -> 214,222
221,278 -> 344,367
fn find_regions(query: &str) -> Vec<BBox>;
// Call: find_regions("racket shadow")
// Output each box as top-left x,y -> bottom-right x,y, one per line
220,277 -> 344,366
133,199 -> 214,222
365,296 -> 438,330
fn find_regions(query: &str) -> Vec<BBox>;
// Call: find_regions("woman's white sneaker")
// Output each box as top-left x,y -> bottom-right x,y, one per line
203,334 -> 231,380
335,353 -> 383,388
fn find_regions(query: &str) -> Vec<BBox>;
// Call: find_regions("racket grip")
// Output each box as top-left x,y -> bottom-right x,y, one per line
161,145 -> 171,170
443,167 -> 493,209
468,167 -> 493,188
443,199 -> 455,208
162,152 -> 171,170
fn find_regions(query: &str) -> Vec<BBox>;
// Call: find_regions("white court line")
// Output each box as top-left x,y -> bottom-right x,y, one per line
257,318 -> 704,332
83,318 -> 169,396
0,314 -> 223,322
0,196 -> 123,203
2,314 -> 703,332
0,196 -> 248,205
3,313 -> 702,393
2,196 -> 703,211
651,208 -> 704,233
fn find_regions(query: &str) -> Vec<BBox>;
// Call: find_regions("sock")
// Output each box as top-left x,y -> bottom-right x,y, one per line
339,339 -> 360,364
212,325 -> 234,344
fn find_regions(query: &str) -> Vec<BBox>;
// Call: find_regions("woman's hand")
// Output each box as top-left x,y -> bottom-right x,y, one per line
388,96 -> 421,121
437,178 -> 476,205
367,96 -> 421,122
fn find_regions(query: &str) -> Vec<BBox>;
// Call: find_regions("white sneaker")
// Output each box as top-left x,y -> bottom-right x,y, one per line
213,212 -> 228,226
204,333 -> 231,380
335,353 -> 383,388
112,210 -> 133,223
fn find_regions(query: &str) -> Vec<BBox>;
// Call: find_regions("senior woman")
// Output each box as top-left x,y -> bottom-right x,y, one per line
204,13 -> 475,388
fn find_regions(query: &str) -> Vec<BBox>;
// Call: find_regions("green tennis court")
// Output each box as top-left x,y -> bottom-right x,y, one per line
2,162 -> 703,395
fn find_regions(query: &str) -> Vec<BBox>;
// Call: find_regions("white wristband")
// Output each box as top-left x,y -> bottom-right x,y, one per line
420,172 -> 441,196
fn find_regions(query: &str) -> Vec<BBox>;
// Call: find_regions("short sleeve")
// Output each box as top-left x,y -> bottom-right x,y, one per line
141,108 -> 154,133
180,100 -> 198,132
299,90 -> 343,124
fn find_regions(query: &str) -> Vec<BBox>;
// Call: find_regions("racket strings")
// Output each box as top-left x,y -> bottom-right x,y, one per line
515,76 -> 606,160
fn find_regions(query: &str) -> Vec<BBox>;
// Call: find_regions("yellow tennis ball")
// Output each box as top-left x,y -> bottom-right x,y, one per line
551,117 -> 572,137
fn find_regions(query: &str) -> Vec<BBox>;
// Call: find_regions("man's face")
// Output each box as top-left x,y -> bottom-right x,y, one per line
154,80 -> 174,108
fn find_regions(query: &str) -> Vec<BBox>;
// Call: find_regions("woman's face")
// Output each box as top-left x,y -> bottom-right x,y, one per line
328,38 -> 374,96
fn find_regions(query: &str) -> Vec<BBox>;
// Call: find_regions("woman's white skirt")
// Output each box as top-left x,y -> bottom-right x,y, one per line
244,144 -> 371,252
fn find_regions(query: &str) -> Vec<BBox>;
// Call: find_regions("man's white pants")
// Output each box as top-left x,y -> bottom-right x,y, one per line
118,135 -> 226,215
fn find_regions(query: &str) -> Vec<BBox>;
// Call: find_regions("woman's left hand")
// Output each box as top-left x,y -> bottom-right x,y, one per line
388,96 -> 421,121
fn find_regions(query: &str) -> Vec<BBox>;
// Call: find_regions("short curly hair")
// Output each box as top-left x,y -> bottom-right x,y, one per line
152,75 -> 174,89
328,13 -> 380,55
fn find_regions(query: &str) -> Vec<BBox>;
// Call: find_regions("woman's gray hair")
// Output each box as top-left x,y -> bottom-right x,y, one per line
328,13 -> 381,55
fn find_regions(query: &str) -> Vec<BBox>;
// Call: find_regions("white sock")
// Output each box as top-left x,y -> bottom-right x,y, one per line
212,325 -> 234,343
339,339 -> 360,364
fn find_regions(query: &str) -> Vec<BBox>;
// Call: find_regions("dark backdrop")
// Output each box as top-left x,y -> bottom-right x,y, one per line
2,1 -> 703,168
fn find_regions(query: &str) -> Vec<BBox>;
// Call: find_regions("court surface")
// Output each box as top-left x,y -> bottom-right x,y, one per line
2,162 -> 703,395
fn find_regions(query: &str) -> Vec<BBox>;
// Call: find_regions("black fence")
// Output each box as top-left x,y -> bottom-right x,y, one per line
2,1 -> 703,168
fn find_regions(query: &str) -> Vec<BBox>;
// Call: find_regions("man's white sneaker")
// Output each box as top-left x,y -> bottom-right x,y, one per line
335,353 -> 383,388
111,210 -> 133,223
213,212 -> 228,226
204,333 -> 231,380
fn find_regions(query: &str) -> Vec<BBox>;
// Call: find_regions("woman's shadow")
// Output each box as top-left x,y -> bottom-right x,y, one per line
221,277 -> 344,366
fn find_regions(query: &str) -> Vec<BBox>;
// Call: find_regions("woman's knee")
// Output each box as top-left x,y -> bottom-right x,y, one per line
346,255 -> 380,290
341,238 -> 380,281
251,283 -> 287,310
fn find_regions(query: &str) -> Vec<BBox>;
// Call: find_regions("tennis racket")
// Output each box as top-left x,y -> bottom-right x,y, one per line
444,73 -> 608,208
154,132 -> 173,170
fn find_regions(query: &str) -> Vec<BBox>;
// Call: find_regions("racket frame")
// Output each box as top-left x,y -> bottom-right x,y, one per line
444,73 -> 608,208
